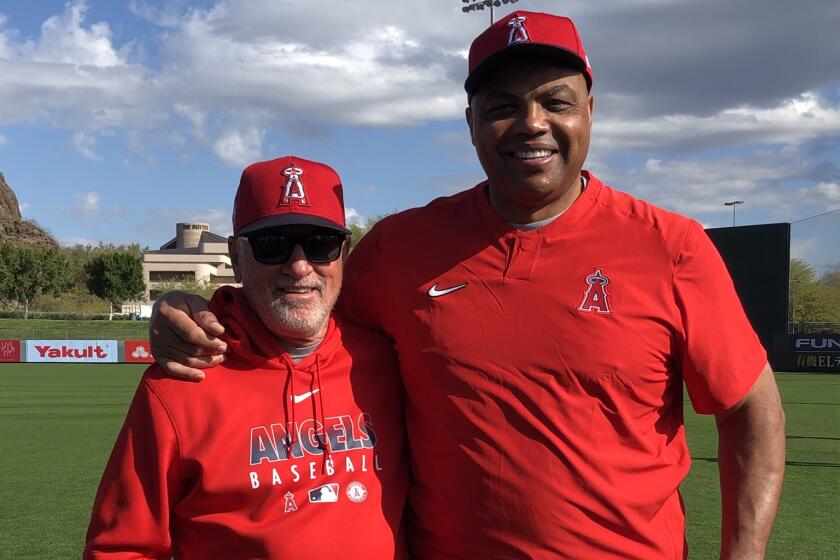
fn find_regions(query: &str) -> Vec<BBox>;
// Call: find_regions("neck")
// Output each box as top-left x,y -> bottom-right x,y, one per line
487,174 -> 583,224
273,324 -> 328,351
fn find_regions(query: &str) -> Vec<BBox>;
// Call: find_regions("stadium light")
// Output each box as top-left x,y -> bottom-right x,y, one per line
724,200 -> 744,227
460,0 -> 520,25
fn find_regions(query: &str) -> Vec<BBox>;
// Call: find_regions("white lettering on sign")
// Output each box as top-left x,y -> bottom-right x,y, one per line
26,340 -> 118,363
795,338 -> 840,350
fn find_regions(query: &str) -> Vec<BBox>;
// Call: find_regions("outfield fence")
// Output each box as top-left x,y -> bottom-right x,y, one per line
0,339 -> 154,364
0,325 -> 150,341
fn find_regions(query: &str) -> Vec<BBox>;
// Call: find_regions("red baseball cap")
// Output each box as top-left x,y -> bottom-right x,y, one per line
233,156 -> 351,236
465,11 -> 593,94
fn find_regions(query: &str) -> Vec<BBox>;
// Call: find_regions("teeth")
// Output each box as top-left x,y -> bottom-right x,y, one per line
513,150 -> 552,159
281,287 -> 313,293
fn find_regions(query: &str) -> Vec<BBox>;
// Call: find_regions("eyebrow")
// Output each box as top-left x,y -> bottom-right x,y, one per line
541,85 -> 577,99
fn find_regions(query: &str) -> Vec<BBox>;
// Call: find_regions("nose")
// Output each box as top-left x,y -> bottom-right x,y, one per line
518,102 -> 550,135
282,244 -> 314,278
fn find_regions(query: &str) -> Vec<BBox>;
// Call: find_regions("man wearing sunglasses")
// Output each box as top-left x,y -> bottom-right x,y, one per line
147,11 -> 785,560
85,156 -> 408,559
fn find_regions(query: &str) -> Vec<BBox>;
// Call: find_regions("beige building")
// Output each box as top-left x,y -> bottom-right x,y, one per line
143,222 -> 238,301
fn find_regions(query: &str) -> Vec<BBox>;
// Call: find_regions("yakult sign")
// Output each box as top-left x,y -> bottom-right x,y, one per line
26,340 -> 118,363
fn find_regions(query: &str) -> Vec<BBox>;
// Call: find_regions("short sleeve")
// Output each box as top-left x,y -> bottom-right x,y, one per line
674,221 -> 767,414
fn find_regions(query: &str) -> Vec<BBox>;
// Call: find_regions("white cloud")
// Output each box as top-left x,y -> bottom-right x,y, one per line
14,0 -> 126,67
71,131 -> 101,160
0,133 -> 7,145
600,146 -> 838,227
345,207 -> 366,227
127,1 -> 182,28
212,128 -> 264,167
18,201 -> 30,214
594,93 -> 840,155
74,191 -> 100,214
0,0 -> 836,172
816,182 -> 840,202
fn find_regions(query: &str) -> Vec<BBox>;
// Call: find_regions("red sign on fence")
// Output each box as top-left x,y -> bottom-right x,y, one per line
124,340 -> 155,363
0,340 -> 21,362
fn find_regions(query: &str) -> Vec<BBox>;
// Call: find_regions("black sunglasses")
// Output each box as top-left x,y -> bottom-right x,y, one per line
243,230 -> 347,265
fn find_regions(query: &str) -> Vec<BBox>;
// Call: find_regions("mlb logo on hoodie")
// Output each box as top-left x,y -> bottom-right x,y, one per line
308,483 -> 339,503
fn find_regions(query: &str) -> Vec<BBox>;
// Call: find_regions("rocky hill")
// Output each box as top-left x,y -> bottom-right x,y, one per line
0,172 -> 59,249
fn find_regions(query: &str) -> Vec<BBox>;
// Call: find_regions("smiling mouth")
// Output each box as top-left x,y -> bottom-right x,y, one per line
510,149 -> 554,160
277,286 -> 321,295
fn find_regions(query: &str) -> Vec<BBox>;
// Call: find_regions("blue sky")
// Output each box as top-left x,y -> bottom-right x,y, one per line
1,0 -> 838,273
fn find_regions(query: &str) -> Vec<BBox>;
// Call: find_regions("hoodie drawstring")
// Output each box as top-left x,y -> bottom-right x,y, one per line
315,356 -> 332,473
284,357 -> 297,447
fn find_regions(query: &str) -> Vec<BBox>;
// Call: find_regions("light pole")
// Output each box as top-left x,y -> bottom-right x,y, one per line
724,200 -> 744,227
461,0 -> 520,25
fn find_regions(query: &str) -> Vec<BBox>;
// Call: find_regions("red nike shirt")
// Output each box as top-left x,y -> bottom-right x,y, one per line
339,172 -> 766,559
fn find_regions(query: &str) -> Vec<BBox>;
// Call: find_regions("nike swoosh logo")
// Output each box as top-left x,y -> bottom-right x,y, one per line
428,282 -> 468,297
293,388 -> 321,404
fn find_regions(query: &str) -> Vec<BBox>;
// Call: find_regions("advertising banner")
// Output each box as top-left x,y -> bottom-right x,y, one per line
771,334 -> 840,373
25,340 -> 118,363
124,339 -> 155,363
0,340 -> 21,362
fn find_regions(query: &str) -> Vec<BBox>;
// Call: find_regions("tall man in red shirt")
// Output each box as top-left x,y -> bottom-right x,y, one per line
148,12 -> 785,559
86,157 -> 407,559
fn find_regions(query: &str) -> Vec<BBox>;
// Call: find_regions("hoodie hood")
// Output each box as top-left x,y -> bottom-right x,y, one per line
209,285 -> 339,369
210,285 -> 339,467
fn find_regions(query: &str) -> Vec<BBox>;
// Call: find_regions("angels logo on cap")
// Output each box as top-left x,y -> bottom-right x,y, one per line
465,11 -> 593,94
507,15 -> 529,45
232,155 -> 351,236
279,164 -> 309,207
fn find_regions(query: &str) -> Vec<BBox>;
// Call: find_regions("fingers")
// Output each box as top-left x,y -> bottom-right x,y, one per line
150,292 -> 227,375
156,357 -> 206,382
154,292 -> 225,350
155,349 -> 227,382
195,309 -> 226,338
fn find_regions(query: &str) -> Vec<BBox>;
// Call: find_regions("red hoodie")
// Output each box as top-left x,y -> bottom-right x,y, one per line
85,286 -> 408,559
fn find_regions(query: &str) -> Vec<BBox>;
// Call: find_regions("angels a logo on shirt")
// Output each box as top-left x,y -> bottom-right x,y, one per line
578,268 -> 613,315
283,491 -> 298,513
507,15 -> 530,45
278,164 -> 310,207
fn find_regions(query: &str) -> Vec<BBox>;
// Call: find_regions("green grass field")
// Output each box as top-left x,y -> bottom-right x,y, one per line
0,318 -> 150,341
1,365 -> 838,559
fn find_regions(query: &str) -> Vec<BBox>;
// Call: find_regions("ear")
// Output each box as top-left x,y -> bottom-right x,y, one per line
587,94 -> 595,129
340,236 -> 351,265
228,236 -> 242,283
465,105 -> 476,146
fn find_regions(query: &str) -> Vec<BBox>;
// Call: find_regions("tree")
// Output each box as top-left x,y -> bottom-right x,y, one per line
789,259 -> 840,328
349,215 -> 385,248
84,250 -> 145,319
0,243 -> 71,318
